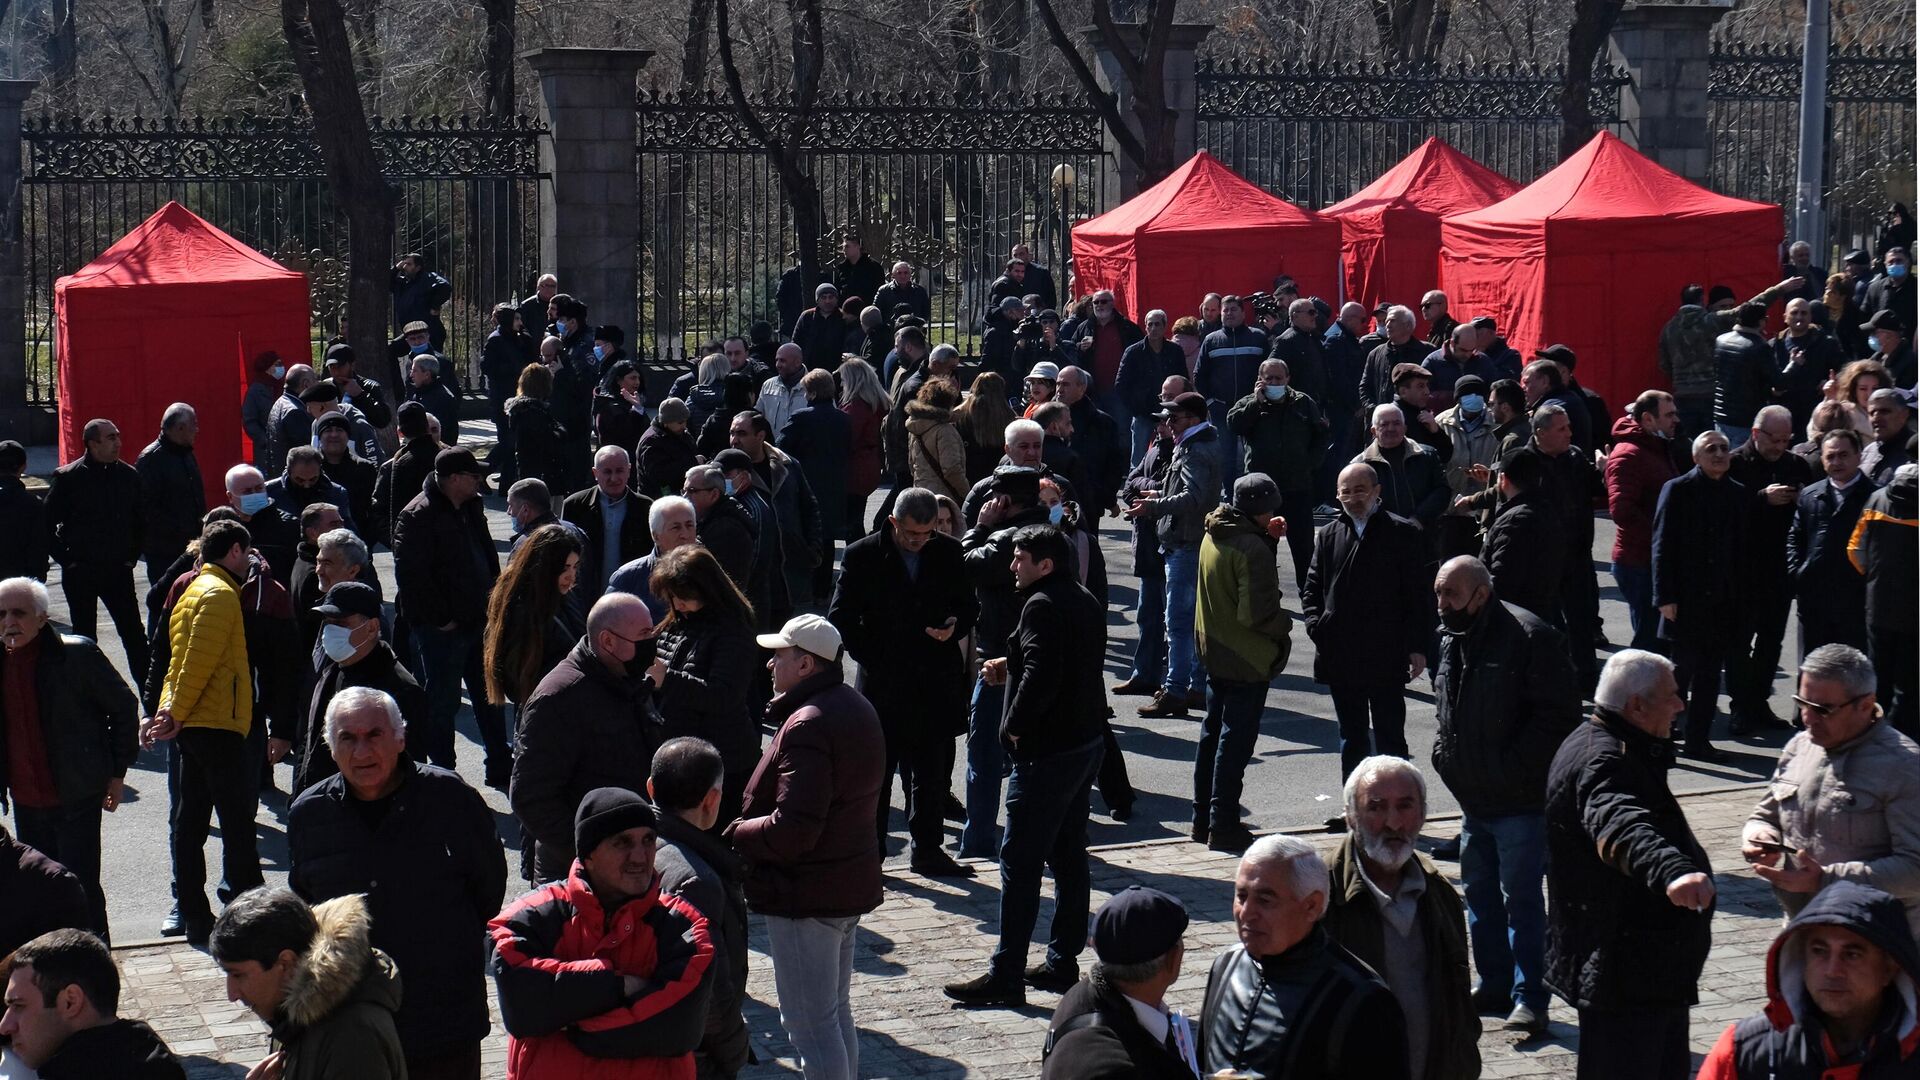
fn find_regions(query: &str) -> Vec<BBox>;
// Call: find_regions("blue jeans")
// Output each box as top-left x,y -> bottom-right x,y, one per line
1128,415 -> 1156,466
765,914 -> 861,1080
412,624 -> 479,769
961,674 -> 1007,858
991,737 -> 1103,979
1715,422 -> 1752,449
1128,571 -> 1167,684
1193,678 -> 1267,829
1163,544 -> 1204,695
1460,812 -> 1549,1012
1611,561 -> 1659,652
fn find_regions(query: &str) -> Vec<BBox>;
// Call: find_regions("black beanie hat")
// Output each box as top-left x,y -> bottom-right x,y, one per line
575,787 -> 658,858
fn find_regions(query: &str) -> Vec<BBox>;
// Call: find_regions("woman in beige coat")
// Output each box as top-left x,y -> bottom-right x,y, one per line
905,377 -> 969,502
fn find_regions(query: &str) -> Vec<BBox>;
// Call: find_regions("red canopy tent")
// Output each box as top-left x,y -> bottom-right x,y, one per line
1323,137 -> 1519,333
1440,132 -> 1780,409
56,202 -> 311,506
1071,151 -> 1341,324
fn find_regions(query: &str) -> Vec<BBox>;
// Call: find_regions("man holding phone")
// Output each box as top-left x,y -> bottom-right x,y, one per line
827,487 -> 979,877
1727,405 -> 1814,733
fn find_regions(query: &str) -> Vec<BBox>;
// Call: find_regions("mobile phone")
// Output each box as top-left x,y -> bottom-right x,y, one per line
1749,838 -> 1795,868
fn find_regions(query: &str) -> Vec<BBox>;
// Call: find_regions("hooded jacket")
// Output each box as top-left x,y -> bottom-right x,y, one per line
1196,504 -> 1291,683
1603,413 -> 1682,565
1849,465 -> 1917,635
1697,881 -> 1920,1079
34,1018 -> 185,1080
905,400 -> 969,502
489,866 -> 714,1080
270,894 -> 407,1080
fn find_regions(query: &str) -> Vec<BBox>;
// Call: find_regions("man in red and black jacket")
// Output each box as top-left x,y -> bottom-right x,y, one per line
488,787 -> 714,1080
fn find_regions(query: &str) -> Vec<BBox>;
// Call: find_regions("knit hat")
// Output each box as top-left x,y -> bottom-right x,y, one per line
657,397 -> 690,425
574,787 -> 658,858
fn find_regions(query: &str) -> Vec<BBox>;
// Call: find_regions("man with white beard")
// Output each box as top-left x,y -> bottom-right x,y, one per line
1322,756 -> 1481,1079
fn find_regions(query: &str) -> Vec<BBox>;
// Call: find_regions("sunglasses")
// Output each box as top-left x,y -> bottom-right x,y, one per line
1791,692 -> 1870,717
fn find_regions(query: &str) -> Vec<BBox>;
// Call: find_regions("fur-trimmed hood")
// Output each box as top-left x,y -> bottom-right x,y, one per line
276,894 -> 403,1033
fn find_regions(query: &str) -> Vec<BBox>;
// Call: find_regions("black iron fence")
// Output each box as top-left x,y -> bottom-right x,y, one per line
1707,44 -> 1916,257
637,88 -> 1110,367
22,114 -> 548,405
1196,58 -> 1630,206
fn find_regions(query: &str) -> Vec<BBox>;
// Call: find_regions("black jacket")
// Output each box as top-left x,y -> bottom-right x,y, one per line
288,759 -> 507,1057
832,254 -> 885,307
1302,509 -> 1432,686
1713,327 -> 1775,428
371,435 -> 439,547
592,388 -> 647,455
1270,326 -> 1330,405
482,328 -> 537,399
1002,568 -> 1108,759
1544,709 -> 1714,1011
134,436 -> 204,568
697,493 -> 757,591
0,828 -> 89,955
1788,476 -> 1875,623
45,455 -> 143,567
1728,442 -> 1815,580
407,376 -> 462,445
505,395 -> 569,494
1229,389 -> 1329,493
778,403 -> 852,543
1481,488 -> 1565,621
653,813 -> 751,1078
320,453 -> 380,543
1432,601 -> 1581,818
1652,468 -> 1751,644
1041,969 -> 1198,1080
0,628 -> 139,811
636,421 -> 700,499
872,280 -> 931,324
34,1018 -> 185,1080
1358,338 -> 1430,415
392,475 -> 499,630
828,525 -> 978,737
288,643 -> 425,796
653,606 -> 761,774
1114,337 -> 1188,420
1067,396 -> 1127,517
560,485 -> 654,597
961,504 -> 1054,658
510,639 -> 660,881
1855,468 -> 1916,634
243,504 -> 303,590
0,476 -> 47,580
1195,325 -> 1271,416
1201,929 -> 1411,1080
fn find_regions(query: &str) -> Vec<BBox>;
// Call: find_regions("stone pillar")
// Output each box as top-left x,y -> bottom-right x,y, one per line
0,80 -> 35,441
1608,2 -> 1732,183
520,48 -> 650,342
1085,24 -> 1213,199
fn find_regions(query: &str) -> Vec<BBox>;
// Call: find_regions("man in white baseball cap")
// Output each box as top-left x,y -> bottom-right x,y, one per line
726,613 -> 884,1078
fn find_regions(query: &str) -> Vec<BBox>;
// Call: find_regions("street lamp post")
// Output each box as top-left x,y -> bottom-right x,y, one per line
1051,163 -> 1077,297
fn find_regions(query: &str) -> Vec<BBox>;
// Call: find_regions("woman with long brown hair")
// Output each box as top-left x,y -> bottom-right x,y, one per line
953,370 -> 1017,485
645,544 -> 761,827
483,523 -> 585,706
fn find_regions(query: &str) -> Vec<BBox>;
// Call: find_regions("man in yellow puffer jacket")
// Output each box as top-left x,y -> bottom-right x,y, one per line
152,518 -> 260,942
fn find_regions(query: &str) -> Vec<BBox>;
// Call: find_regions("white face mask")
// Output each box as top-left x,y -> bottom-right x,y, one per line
320,622 -> 360,663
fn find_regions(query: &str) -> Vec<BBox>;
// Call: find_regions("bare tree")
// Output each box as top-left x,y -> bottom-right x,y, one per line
1558,0 -> 1623,158
715,0 -> 826,287
481,0 -> 513,118
1371,0 -> 1451,62
1032,0 -> 1178,186
282,0 -> 398,396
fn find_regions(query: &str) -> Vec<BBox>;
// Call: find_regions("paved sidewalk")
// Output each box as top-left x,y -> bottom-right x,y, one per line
120,783 -> 1783,1078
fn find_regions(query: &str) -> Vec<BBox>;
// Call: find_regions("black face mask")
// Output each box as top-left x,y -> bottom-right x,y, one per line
1438,604 -> 1476,634
625,635 -> 659,679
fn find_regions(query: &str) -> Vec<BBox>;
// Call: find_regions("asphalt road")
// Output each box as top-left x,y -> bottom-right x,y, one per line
52,482 -> 1799,944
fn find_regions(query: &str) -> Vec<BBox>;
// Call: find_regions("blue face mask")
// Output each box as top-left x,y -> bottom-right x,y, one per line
722,477 -> 735,496
238,491 -> 272,515
1870,336 -> 1883,352
409,341 -> 430,354
555,319 -> 568,336
1263,384 -> 1288,401
1458,393 -> 1486,415
1047,503 -> 1066,525
1890,263 -> 1909,278
593,345 -> 606,361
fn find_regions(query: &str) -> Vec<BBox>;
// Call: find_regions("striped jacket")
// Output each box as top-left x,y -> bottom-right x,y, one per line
488,865 -> 714,1079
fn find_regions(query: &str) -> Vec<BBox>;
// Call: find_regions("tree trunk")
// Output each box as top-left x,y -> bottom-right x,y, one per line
482,0 -> 515,117
1371,0 -> 1452,62
44,0 -> 77,107
1559,0 -> 1624,159
282,0 -> 399,400
716,0 -> 826,288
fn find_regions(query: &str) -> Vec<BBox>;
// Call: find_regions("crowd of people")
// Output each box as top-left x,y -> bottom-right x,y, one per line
0,228 -> 1916,1080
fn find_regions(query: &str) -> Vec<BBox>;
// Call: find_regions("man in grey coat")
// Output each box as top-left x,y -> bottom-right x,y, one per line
1123,392 -> 1224,720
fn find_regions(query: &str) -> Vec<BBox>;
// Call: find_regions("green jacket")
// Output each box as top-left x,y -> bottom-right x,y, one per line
270,895 -> 407,1080
1226,389 -> 1328,493
1195,505 -> 1291,683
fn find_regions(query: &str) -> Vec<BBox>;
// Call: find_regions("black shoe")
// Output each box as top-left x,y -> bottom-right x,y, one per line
1024,959 -> 1079,993
1430,835 -> 1462,860
1184,689 -> 1208,711
159,904 -> 186,938
1190,819 -> 1209,846
1471,986 -> 1511,1015
910,852 -> 976,878
1503,1002 -> 1549,1038
944,971 -> 1026,1007
1110,676 -> 1159,697
943,794 -> 967,822
1682,743 -> 1729,764
1728,713 -> 1752,737
182,914 -> 214,947
1208,823 -> 1256,854
1324,815 -> 1348,833
485,760 -> 513,792
1107,802 -> 1133,823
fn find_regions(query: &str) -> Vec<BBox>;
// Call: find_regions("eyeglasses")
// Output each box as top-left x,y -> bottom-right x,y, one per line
1792,692 -> 1870,717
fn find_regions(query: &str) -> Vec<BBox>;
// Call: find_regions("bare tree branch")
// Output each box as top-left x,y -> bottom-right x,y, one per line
1030,0 -> 1150,170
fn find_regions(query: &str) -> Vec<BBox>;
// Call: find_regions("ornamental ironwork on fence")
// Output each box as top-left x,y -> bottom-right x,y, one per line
1195,57 -> 1630,207
636,88 -> 1111,367
1707,44 -> 1916,256
21,114 -> 548,405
